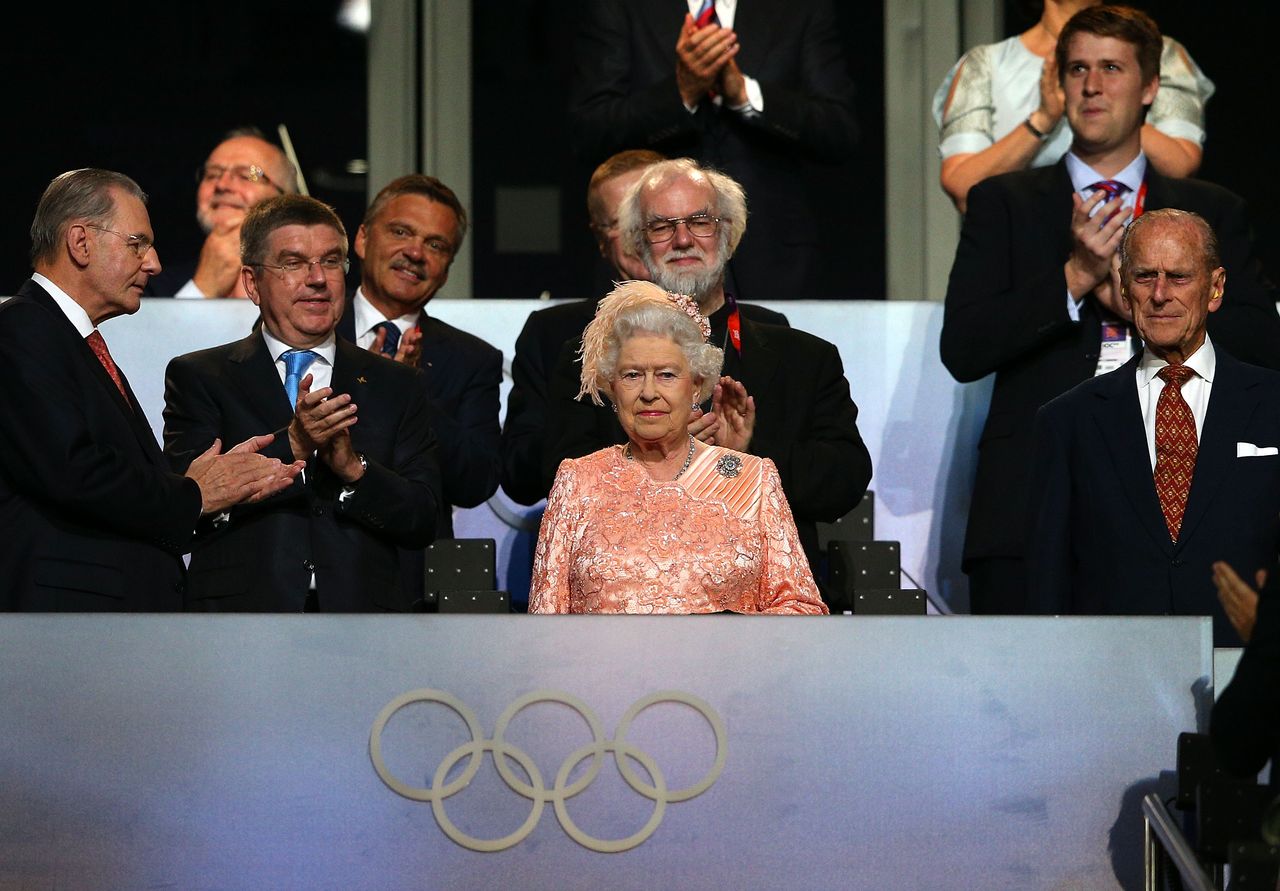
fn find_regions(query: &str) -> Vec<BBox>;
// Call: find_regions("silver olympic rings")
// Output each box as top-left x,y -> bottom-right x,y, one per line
368,688 -> 727,853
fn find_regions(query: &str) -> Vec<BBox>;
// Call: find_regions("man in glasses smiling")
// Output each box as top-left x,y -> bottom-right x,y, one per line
149,126 -> 297,299
163,195 -> 442,612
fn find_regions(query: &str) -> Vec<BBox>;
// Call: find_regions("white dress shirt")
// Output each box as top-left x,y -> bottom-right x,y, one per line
261,327 -> 337,395
352,288 -> 419,351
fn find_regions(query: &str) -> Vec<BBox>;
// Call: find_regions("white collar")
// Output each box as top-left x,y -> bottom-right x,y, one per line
31,272 -> 95,338
1066,150 -> 1148,196
353,287 -> 421,339
260,326 -> 337,366
1138,335 -> 1216,385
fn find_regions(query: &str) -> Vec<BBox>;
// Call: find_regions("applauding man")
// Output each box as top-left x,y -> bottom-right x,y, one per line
163,195 -> 441,612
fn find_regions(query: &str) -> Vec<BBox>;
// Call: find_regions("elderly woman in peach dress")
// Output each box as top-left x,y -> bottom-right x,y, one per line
528,281 -> 826,615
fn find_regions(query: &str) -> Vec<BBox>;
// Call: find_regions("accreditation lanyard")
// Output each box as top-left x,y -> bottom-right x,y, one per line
724,292 -> 742,354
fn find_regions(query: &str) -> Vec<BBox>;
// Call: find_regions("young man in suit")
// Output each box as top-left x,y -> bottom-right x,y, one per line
1028,209 -> 1280,646
0,169 -> 297,611
337,174 -> 501,536
942,5 -> 1280,615
163,195 -> 441,612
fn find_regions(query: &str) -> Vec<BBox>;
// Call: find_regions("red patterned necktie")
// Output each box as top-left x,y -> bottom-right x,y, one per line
694,0 -> 718,27
1153,364 -> 1197,541
85,330 -> 131,407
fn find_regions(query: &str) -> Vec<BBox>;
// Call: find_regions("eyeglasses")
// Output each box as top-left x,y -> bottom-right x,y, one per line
254,256 -> 350,279
643,214 -> 723,244
588,217 -> 619,235
197,163 -> 283,192
87,225 -> 155,259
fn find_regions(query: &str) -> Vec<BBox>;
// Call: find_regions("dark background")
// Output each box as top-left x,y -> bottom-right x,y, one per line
0,3 -> 1270,301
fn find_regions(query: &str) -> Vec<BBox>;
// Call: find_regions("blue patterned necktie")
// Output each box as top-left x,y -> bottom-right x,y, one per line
373,321 -> 401,358
1089,179 -> 1130,224
282,349 -> 318,408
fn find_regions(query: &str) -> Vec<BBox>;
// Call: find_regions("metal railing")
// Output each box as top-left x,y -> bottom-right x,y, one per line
1143,792 -> 1216,891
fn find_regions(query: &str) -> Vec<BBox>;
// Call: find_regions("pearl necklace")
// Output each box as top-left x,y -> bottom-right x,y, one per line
624,434 -> 696,481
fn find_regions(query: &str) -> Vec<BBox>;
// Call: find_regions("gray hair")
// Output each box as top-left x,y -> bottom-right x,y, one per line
30,169 -> 147,266
618,158 -> 748,264
1120,208 -> 1221,282
599,302 -> 723,403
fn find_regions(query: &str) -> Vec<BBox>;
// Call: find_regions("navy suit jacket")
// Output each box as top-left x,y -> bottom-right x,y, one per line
1027,347 -> 1280,646
569,0 -> 857,300
0,279 -> 201,610
943,160 -> 1280,570
163,334 -> 442,612
336,303 -> 501,533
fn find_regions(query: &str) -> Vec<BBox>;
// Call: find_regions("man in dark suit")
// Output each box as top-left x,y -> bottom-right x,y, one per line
0,169 -> 297,611
942,6 -> 1280,614
501,150 -> 788,506
569,0 -> 857,301
164,195 -> 441,612
1027,208 -> 1280,647
148,127 -> 298,298
1210,561 -> 1280,783
545,159 -> 870,593
335,174 -> 501,536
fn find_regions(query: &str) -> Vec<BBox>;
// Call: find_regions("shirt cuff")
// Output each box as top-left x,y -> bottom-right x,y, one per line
1066,291 -> 1082,322
732,76 -> 764,115
174,278 -> 209,299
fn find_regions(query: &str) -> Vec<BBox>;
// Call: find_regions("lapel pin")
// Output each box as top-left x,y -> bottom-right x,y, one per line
357,375 -> 368,384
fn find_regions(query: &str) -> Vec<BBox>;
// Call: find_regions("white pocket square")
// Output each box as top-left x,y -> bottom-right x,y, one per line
1237,442 -> 1279,457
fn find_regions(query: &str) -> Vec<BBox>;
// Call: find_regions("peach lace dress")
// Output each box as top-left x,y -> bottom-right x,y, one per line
528,444 -> 826,614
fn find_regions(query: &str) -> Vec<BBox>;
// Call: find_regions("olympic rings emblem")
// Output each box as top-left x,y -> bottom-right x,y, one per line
369,688 -> 727,853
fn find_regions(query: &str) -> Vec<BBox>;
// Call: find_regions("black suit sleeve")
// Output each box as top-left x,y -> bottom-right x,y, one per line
0,301 -> 200,550
940,176 -> 1080,383
502,314 -> 557,506
733,0 -> 858,162
1197,189 -> 1280,371
1025,397 -> 1073,615
747,338 -> 870,523
544,340 -> 623,493
328,373 -> 441,550
424,341 -> 501,510
568,0 -> 701,161
1211,578 -> 1280,779
162,354 -> 309,532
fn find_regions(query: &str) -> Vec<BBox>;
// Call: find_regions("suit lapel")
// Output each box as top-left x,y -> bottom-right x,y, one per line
736,317 -> 780,398
1092,357 -> 1174,556
229,333 -> 295,430
1179,353 -> 1258,545
19,281 -> 166,462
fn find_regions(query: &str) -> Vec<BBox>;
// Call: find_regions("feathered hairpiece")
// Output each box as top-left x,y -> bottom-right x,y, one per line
577,280 -> 710,405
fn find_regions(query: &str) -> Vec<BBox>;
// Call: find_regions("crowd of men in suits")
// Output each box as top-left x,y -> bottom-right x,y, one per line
3,3 -> 1280,676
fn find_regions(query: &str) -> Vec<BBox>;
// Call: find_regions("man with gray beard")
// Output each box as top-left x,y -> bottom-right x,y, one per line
544,158 -> 871,602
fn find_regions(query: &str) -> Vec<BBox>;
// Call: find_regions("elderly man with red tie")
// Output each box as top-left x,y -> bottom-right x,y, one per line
941,5 -> 1280,616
